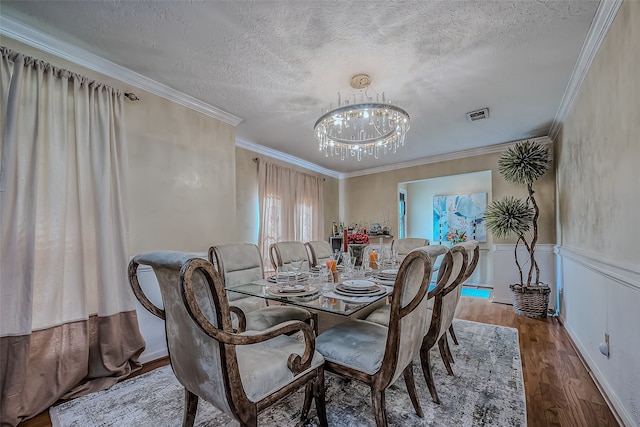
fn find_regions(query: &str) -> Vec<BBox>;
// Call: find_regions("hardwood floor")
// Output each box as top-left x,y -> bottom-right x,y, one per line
20,296 -> 619,426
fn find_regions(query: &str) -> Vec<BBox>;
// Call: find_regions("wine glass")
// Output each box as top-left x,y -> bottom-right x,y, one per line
291,260 -> 303,281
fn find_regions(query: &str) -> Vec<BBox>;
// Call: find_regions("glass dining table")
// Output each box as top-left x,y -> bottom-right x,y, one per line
226,278 -> 393,319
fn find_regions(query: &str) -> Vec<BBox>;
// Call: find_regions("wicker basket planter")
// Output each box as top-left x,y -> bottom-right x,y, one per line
509,284 -> 551,318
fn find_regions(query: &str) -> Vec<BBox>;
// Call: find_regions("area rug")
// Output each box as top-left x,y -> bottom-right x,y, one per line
50,319 -> 525,426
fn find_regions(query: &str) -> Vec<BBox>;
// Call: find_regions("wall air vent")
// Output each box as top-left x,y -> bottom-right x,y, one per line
466,108 -> 490,122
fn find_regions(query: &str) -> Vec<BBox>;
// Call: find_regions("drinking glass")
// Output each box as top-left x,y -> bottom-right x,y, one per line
276,266 -> 290,289
342,252 -> 351,273
291,260 -> 303,281
321,266 -> 333,295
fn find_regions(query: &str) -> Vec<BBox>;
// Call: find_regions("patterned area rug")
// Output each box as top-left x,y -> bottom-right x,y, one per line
50,319 -> 525,426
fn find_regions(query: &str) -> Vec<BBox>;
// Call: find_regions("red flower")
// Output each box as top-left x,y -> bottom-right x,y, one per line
348,233 -> 370,244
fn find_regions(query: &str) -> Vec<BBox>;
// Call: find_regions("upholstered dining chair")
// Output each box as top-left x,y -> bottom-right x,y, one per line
209,243 -> 313,332
364,244 -> 467,404
128,251 -> 327,427
419,245 -> 468,404
446,240 -> 480,346
269,241 -> 310,271
313,250 -> 435,426
390,237 -> 430,261
364,244 -> 449,325
304,240 -> 334,268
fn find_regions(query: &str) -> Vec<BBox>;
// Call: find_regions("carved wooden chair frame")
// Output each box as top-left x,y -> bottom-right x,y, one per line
447,244 -> 480,346
128,257 -> 327,427
316,250 -> 435,426
419,245 -> 469,404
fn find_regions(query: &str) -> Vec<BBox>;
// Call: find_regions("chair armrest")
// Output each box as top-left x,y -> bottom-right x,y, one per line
128,259 -> 165,319
180,258 -> 316,375
228,305 -> 247,333
240,321 -> 316,375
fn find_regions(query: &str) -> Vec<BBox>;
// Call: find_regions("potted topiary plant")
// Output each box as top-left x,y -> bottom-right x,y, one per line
484,140 -> 552,318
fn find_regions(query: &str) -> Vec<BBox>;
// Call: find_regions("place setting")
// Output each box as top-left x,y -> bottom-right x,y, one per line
324,279 -> 392,303
266,265 -> 320,298
371,268 -> 399,285
334,279 -> 387,297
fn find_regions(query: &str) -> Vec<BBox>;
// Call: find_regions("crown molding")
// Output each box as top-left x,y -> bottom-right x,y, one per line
0,15 -> 243,127
237,135 -> 552,180
340,136 -> 553,179
235,139 -> 342,179
548,0 -> 622,141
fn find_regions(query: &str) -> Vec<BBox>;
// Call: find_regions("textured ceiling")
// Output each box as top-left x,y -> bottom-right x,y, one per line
1,1 -> 600,174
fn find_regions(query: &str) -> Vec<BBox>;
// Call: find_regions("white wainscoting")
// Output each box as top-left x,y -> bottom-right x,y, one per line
492,244 -> 556,311
557,245 -> 640,427
133,264 -> 168,363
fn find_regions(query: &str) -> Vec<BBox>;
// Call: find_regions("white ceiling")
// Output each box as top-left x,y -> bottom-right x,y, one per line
1,1 -> 601,174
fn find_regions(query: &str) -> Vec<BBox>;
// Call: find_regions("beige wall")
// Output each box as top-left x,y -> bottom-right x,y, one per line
235,147 -> 340,244
3,37 -> 239,255
554,3 -> 639,424
556,1 -> 639,261
343,150 -> 556,244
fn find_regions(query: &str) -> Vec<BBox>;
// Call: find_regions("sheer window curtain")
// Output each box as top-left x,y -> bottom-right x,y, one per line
257,160 -> 324,272
0,48 -> 145,425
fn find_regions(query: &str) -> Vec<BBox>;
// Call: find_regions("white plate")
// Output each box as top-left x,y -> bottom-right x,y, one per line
381,269 -> 399,275
342,279 -> 376,289
334,285 -> 386,297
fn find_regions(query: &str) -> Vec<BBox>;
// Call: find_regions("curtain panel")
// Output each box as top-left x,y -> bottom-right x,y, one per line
257,160 -> 324,271
0,47 -> 145,425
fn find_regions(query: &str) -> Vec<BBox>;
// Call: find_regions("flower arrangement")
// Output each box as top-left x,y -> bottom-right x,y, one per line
446,229 -> 467,244
347,233 -> 370,244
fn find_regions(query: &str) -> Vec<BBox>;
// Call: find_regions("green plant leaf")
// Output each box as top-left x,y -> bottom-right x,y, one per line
484,196 -> 533,238
498,141 -> 551,185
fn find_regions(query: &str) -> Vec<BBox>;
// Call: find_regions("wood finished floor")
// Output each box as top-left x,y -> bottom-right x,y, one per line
20,296 -> 619,427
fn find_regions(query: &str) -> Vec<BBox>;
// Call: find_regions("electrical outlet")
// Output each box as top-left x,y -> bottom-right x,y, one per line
599,333 -> 610,357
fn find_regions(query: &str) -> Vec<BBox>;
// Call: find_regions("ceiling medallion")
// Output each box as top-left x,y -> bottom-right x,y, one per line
314,74 -> 410,161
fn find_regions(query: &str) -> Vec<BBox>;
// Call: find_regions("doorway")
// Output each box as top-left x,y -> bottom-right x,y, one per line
398,189 -> 407,239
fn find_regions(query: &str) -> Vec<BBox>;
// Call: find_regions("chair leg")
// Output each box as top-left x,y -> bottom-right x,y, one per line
182,389 -> 199,427
301,382 -> 313,420
370,386 -> 388,427
448,324 -> 459,345
420,345 -> 441,404
314,368 -> 328,427
443,333 -> 455,364
438,336 -> 455,376
402,362 -> 424,418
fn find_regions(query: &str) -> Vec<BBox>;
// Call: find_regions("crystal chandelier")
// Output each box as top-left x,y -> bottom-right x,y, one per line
314,74 -> 410,161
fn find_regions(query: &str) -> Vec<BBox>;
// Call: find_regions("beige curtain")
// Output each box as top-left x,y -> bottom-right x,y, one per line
0,47 -> 145,426
257,160 -> 324,271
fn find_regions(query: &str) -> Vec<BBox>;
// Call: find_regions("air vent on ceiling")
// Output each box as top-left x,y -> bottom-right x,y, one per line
466,108 -> 490,122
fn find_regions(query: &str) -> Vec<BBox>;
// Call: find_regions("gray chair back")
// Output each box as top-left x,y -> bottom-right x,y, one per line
391,238 -> 430,261
428,246 -> 468,342
382,250 -> 435,385
128,251 -> 234,415
209,243 -> 264,288
305,240 -> 334,267
269,241 -> 310,271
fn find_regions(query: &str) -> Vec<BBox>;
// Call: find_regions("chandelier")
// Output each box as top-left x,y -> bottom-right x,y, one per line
314,74 -> 410,161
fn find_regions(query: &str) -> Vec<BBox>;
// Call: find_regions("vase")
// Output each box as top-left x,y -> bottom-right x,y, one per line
348,243 -> 368,266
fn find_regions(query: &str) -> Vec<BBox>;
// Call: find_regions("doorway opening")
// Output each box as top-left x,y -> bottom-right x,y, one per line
398,189 -> 407,239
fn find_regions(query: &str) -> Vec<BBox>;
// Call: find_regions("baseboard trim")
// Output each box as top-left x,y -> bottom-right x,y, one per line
139,348 -> 169,364
560,319 -> 628,427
